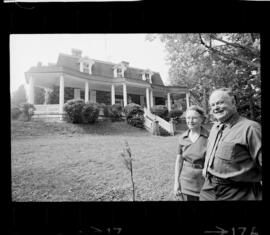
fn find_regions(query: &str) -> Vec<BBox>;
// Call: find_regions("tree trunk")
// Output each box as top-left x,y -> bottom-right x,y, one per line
130,166 -> 135,201
247,85 -> 255,121
249,95 -> 255,120
203,88 -> 207,114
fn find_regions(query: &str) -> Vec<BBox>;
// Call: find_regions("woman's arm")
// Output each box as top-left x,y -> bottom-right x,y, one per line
174,153 -> 184,195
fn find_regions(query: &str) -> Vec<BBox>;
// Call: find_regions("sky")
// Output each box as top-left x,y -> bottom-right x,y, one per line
10,34 -> 170,95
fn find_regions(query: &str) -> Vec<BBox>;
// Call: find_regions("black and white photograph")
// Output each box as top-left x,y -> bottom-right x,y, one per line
10,33 -> 262,202
4,0 -> 138,2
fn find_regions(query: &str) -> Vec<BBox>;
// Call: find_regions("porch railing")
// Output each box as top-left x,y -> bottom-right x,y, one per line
34,104 -> 60,114
144,107 -> 175,135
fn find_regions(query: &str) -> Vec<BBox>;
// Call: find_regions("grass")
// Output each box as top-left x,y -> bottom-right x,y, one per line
11,119 -> 209,201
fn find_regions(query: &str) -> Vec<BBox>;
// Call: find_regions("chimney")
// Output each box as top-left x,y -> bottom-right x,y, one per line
71,48 -> 82,57
37,62 -> 42,67
121,61 -> 129,67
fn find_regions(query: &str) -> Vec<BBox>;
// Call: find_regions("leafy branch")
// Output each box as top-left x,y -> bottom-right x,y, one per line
198,33 -> 260,69
209,33 -> 259,57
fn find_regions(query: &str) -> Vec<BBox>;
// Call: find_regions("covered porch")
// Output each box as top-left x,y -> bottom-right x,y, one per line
25,70 -> 190,119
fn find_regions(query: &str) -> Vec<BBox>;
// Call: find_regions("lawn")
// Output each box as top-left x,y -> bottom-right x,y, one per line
11,119 -> 190,201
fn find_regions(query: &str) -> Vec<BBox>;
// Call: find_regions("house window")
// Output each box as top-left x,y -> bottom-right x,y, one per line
80,61 -> 93,74
117,68 -> 123,77
142,73 -> 151,83
82,62 -> 90,73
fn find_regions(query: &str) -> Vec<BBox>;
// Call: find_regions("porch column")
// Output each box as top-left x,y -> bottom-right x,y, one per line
150,89 -> 154,107
186,92 -> 190,109
44,88 -> 51,105
85,81 -> 89,102
28,76 -> 34,104
111,84 -> 115,105
146,87 -> 150,110
123,83 -> 127,106
59,75 -> 64,114
167,93 -> 171,111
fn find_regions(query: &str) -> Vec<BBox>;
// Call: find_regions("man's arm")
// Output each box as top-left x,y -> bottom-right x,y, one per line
246,122 -> 262,167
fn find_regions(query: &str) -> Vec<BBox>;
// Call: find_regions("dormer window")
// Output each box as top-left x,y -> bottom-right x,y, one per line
113,62 -> 128,78
79,57 -> 95,74
142,70 -> 153,83
117,68 -> 123,77
82,62 -> 90,73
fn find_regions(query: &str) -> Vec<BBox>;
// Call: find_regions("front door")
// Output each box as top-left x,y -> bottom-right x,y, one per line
115,98 -> 124,107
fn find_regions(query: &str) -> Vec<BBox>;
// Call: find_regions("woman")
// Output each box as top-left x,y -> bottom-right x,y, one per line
173,105 -> 209,201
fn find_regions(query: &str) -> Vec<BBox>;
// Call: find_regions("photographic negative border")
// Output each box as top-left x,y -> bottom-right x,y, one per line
4,1 -> 268,235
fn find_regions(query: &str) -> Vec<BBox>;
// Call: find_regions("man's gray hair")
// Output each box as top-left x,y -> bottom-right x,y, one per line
210,87 -> 237,104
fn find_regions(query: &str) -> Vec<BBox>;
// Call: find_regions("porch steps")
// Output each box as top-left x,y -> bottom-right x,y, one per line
32,113 -> 65,122
144,123 -> 152,134
159,126 -> 172,136
143,107 -> 175,136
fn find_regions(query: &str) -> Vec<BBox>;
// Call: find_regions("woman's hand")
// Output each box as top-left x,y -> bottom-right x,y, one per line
173,182 -> 182,196
202,168 -> 206,178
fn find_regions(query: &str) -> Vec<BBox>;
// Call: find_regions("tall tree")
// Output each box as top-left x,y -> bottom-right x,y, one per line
11,84 -> 27,107
146,33 -> 261,122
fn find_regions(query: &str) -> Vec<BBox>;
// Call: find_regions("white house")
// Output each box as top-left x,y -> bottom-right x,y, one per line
25,49 -> 190,124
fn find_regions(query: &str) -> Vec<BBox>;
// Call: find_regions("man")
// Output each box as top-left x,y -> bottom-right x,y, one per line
200,88 -> 262,200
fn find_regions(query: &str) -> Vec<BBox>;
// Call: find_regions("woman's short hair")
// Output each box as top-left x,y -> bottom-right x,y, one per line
186,105 -> 206,122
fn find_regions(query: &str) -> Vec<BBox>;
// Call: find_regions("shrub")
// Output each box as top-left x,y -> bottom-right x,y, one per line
150,105 -> 169,121
63,99 -> 85,123
127,114 -> 145,128
123,103 -> 144,128
124,103 -> 144,118
107,104 -> 123,121
168,109 -> 183,123
19,103 -> 36,121
82,102 -> 100,124
11,84 -> 27,107
11,107 -> 22,120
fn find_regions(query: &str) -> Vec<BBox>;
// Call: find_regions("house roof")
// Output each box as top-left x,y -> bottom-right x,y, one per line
26,52 -> 188,90
55,53 -> 165,86
57,53 -> 80,71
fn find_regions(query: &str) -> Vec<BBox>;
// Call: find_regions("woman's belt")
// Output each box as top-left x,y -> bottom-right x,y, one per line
183,160 -> 203,169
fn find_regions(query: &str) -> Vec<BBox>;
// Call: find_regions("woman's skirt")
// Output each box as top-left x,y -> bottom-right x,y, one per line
180,164 -> 205,197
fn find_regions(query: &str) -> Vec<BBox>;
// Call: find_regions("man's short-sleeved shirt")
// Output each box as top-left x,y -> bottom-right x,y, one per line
206,113 -> 262,182
178,126 -> 209,166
